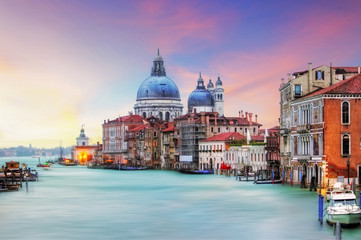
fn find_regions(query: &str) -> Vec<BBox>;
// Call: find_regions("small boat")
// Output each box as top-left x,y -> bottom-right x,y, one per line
59,158 -> 77,166
177,169 -> 214,174
254,169 -> 281,184
37,163 -> 50,168
326,182 -> 361,226
119,166 -> 149,170
238,172 -> 255,181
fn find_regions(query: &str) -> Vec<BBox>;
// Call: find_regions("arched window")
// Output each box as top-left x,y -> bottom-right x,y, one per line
342,101 -> 350,124
142,112 -> 146,119
158,112 -> 163,120
165,112 -> 170,122
342,134 -> 350,156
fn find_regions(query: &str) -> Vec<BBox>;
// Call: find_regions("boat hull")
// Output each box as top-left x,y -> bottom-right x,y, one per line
326,212 -> 361,226
254,179 -> 282,184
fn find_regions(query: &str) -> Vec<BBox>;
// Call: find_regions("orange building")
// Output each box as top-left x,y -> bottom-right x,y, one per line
290,73 -> 361,187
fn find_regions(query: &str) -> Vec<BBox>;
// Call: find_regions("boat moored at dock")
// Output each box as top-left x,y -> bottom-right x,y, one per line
326,182 -> 361,226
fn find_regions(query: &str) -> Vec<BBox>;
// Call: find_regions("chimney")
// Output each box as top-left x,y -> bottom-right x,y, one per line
249,113 -> 253,124
358,66 -> 360,74
255,114 -> 258,123
287,73 -> 292,82
239,111 -> 241,118
308,62 -> 312,93
97,141 -> 100,149
241,110 -> 244,118
104,120 -> 106,124
245,112 -> 248,120
194,108 -> 197,114
187,114 -> 190,123
281,78 -> 285,85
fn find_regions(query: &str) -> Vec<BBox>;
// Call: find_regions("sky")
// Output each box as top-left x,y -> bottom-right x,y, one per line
1,0 -> 361,148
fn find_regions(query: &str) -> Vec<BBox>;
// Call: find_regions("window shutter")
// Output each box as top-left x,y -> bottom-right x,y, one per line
322,71 -> 324,80
315,71 -> 317,80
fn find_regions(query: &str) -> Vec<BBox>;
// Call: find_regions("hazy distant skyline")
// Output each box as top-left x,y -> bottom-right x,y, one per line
1,0 -> 361,148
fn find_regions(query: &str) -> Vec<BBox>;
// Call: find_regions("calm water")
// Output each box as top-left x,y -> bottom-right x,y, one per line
1,157 -> 360,240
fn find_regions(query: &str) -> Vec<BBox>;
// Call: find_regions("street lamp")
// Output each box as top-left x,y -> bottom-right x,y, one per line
347,157 -> 350,184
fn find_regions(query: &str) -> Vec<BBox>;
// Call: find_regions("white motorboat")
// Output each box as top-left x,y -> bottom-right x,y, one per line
326,182 -> 361,226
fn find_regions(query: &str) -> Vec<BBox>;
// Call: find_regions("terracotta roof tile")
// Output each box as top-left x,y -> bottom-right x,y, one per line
202,132 -> 246,142
304,73 -> 361,98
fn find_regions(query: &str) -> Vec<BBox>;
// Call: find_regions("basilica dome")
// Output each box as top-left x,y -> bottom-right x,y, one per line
187,73 -> 214,111
136,49 -> 180,101
136,76 -> 180,100
134,49 -> 183,121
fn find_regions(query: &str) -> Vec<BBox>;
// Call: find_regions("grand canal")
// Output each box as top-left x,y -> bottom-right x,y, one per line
1,157 -> 360,240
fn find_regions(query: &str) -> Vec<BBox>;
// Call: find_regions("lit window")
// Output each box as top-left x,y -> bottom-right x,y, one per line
342,134 -> 350,156
342,102 -> 350,124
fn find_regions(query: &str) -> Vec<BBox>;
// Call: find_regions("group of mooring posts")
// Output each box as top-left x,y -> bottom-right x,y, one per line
0,168 -> 38,192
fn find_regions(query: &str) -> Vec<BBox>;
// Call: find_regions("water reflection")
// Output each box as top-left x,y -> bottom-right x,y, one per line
0,157 -> 360,239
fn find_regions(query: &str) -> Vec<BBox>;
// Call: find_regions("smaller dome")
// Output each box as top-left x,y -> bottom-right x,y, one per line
216,76 -> 223,87
207,79 -> 214,89
188,89 -> 214,108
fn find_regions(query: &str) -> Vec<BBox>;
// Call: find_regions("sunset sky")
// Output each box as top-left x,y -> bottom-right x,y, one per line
1,0 -> 361,148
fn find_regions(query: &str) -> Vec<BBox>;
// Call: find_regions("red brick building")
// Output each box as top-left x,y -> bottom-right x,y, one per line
290,73 -> 361,186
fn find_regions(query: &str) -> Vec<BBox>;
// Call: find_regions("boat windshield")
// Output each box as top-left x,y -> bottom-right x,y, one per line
332,199 -> 357,206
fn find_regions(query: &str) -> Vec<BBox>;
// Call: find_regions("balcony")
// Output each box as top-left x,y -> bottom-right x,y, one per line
297,124 -> 310,133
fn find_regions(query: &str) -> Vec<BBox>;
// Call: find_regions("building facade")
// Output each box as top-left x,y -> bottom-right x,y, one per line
102,114 -> 143,164
288,73 -> 361,187
72,127 -> 98,165
279,64 -> 361,181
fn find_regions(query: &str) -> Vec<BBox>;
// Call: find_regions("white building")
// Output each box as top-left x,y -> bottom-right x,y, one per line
226,145 -> 267,172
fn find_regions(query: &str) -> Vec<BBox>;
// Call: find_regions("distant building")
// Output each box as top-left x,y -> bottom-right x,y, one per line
175,111 -> 263,169
102,114 -> 143,164
72,127 -> 98,165
188,73 -> 224,116
134,49 -> 183,121
265,126 -> 280,173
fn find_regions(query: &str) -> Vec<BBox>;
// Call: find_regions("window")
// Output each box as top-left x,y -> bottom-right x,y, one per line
342,102 -> 350,124
342,134 -> 350,156
142,112 -> 147,118
158,112 -> 163,120
165,112 -> 170,122
211,127 -> 213,132
218,127 -> 220,133
294,85 -> 302,97
234,128 -> 237,132
315,70 -> 324,80
313,134 -> 319,155
154,131 -> 157,137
